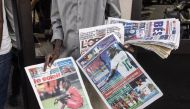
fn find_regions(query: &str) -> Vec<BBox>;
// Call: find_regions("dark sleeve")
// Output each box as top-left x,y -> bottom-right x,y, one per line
106,0 -> 121,18
51,0 -> 64,42
4,0 -> 15,33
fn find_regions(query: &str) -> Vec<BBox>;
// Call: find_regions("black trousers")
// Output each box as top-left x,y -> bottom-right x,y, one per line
11,48 -> 21,97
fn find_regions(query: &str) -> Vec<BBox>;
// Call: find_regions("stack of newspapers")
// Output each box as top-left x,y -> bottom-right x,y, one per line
24,18 -> 182,109
107,17 -> 180,59
25,34 -> 163,109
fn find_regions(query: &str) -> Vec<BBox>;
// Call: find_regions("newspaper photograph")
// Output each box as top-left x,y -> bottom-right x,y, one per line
79,24 -> 124,55
77,34 -> 163,109
25,57 -> 92,109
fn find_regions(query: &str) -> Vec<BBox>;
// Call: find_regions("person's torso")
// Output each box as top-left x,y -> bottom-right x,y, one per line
56,0 -> 107,58
0,0 -> 12,55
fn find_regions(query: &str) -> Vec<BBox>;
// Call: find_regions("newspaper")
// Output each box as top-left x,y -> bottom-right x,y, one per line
79,24 -> 124,55
25,57 -> 92,109
107,17 -> 180,59
77,34 -> 163,109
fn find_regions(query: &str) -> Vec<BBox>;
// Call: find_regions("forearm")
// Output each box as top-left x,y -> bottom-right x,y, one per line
53,39 -> 63,50
31,0 -> 39,9
56,93 -> 69,100
107,0 -> 121,18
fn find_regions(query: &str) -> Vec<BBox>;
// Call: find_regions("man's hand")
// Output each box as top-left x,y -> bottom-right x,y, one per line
124,44 -> 134,53
118,43 -> 134,53
44,39 -> 62,71
31,0 -> 39,10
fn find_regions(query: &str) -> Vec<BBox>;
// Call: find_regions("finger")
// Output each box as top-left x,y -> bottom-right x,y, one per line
49,55 -> 58,66
118,43 -> 131,51
128,46 -> 135,52
124,44 -> 135,52
124,44 -> 130,48
44,55 -> 52,71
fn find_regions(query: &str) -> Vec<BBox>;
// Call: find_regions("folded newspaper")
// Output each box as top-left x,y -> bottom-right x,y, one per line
25,57 -> 92,109
77,34 -> 163,109
107,17 -> 180,59
79,24 -> 124,55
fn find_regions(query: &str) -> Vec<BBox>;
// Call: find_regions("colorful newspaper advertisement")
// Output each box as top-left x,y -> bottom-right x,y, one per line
25,57 -> 92,109
77,34 -> 163,109
79,24 -> 124,55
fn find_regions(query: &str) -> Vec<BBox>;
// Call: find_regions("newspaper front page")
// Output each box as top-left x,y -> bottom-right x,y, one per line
77,34 -> 163,109
107,17 -> 180,59
107,17 -> 180,48
25,57 -> 92,109
79,24 -> 124,55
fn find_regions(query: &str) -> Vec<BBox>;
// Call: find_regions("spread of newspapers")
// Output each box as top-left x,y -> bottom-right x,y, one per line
24,57 -> 92,109
107,17 -> 180,59
77,34 -> 163,109
25,17 -> 180,109
79,24 -> 124,55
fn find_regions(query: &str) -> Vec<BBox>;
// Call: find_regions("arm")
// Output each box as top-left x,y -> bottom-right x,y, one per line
51,0 -> 63,52
31,0 -> 39,9
51,0 -> 64,43
106,56 -> 119,82
4,0 -> 15,33
106,63 -> 118,82
106,0 -> 121,18
118,42 -> 134,53
54,92 -> 70,105
44,0 -> 63,71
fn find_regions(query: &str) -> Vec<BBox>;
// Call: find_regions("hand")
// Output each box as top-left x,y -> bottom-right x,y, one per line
118,43 -> 134,53
124,44 -> 135,53
44,39 -> 62,71
31,0 -> 39,10
44,49 -> 60,71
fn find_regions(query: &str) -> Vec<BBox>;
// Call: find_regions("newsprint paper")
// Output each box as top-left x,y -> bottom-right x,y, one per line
25,57 -> 92,109
107,17 -> 180,59
77,34 -> 163,109
79,24 -> 124,55
107,17 -> 179,48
